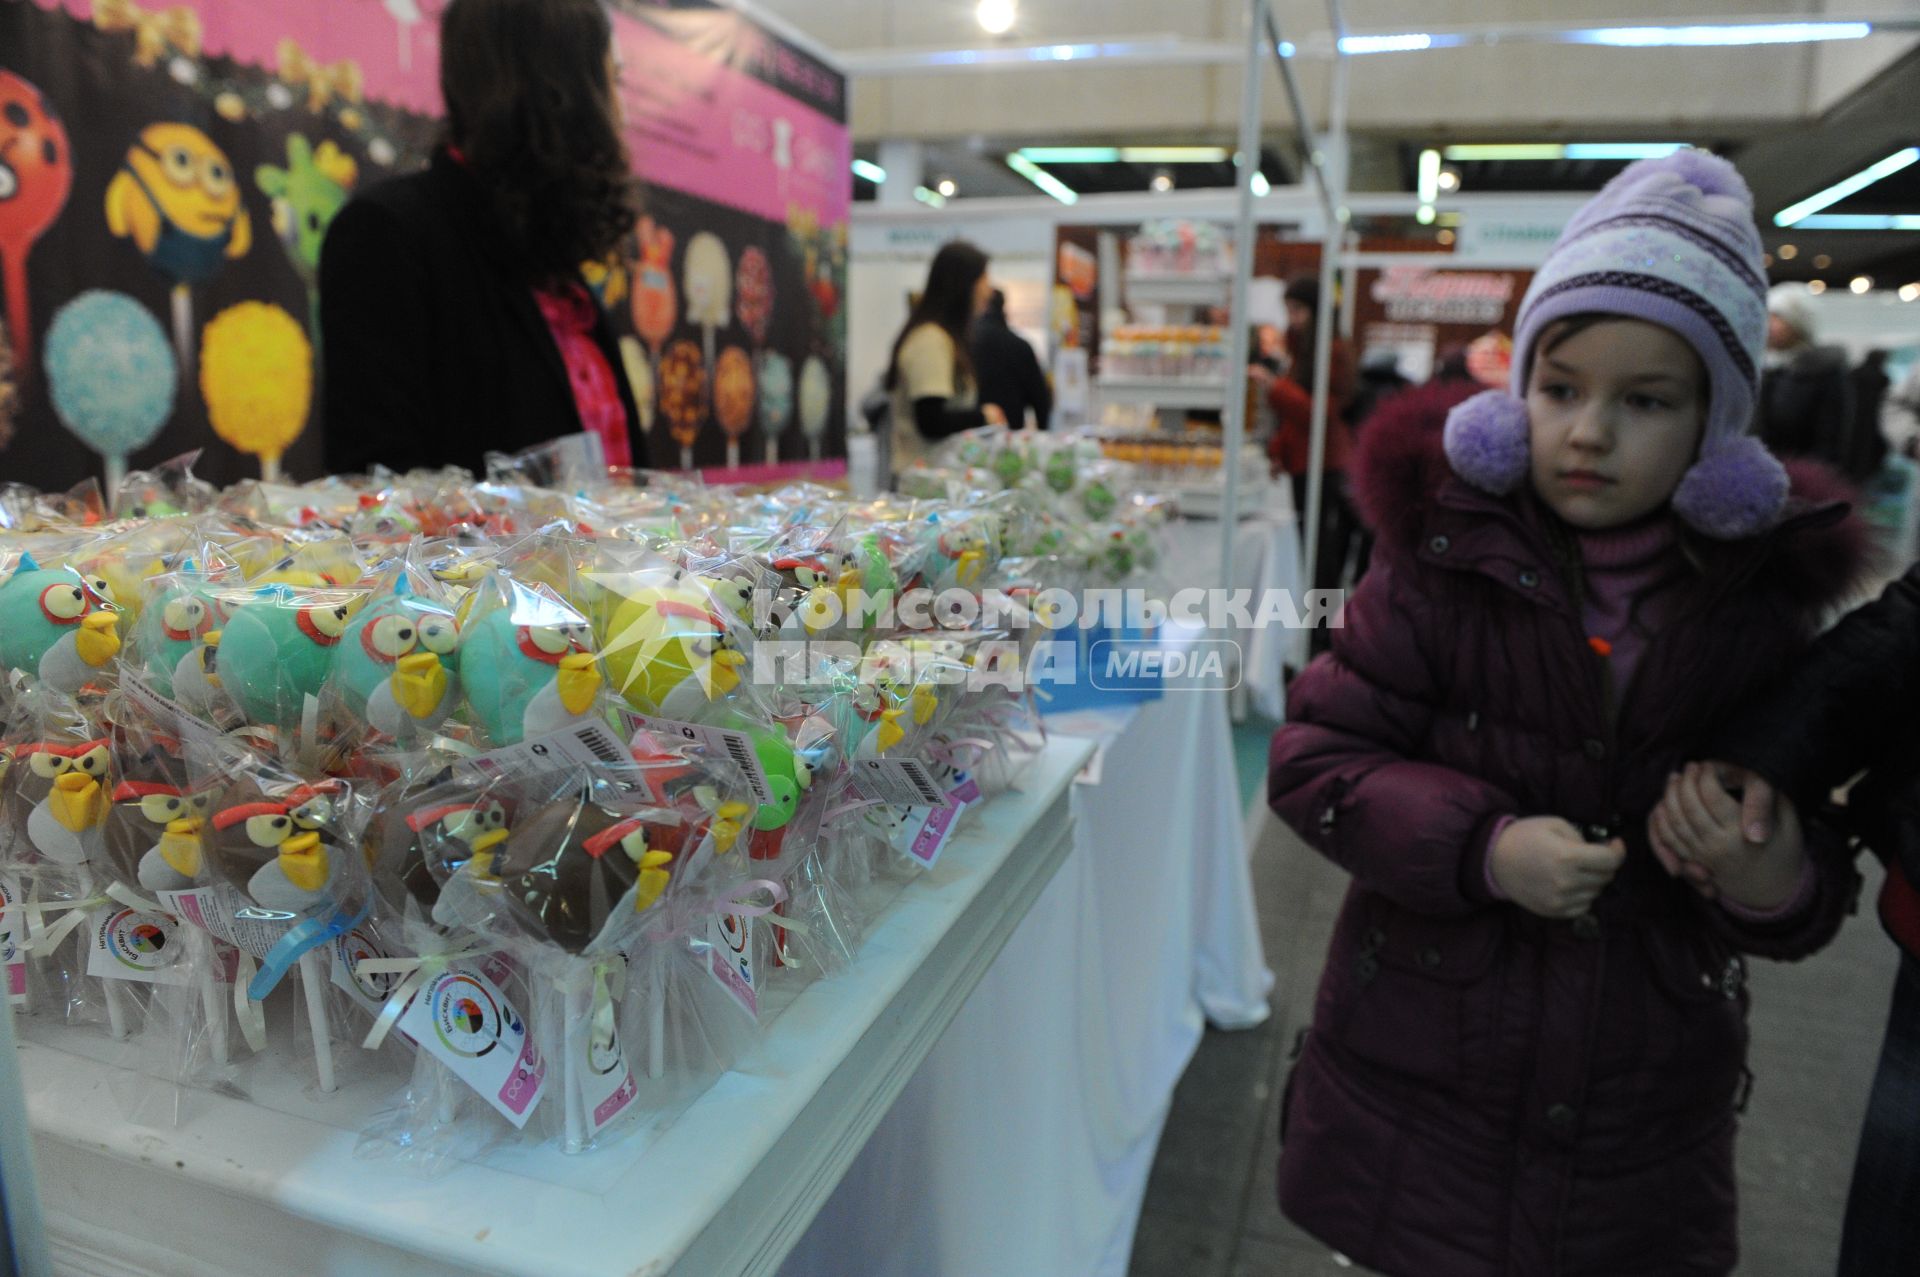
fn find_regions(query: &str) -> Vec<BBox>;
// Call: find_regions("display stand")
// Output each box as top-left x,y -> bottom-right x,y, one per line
20,738 -> 1092,1277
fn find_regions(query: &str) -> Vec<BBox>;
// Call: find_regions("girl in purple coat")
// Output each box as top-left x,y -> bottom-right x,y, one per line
1268,151 -> 1868,1276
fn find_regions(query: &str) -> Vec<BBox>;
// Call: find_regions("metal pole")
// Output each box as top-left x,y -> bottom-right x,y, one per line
1301,0 -> 1350,607
1261,10 -> 1335,227
1218,0 -> 1267,588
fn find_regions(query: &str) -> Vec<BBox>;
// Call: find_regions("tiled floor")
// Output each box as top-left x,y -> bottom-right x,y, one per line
1131,805 -> 1902,1277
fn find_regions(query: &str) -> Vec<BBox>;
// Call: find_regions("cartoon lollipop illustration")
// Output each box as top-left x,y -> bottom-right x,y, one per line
798,354 -> 831,461
735,245 -> 773,346
0,71 -> 72,377
713,346 -> 755,469
104,123 -> 252,370
200,301 -> 312,481
255,135 -> 357,340
629,217 -> 676,366
682,231 -> 730,377
42,291 -> 176,496
758,351 -> 793,465
658,338 -> 706,470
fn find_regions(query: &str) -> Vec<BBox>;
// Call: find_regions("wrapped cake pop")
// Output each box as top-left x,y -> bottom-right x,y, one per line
757,352 -> 793,466
682,230 -> 730,374
457,573 -> 605,747
211,582 -> 366,731
326,573 -> 461,746
128,564 -> 227,712
0,554 -> 122,694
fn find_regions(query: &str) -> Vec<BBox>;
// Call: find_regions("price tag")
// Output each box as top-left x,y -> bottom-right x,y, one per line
0,874 -> 27,1004
396,962 -> 548,1128
705,912 -> 758,1020
623,712 -> 774,805
850,756 -> 951,809
460,721 -> 644,789
158,885 -> 295,961
85,905 -> 194,985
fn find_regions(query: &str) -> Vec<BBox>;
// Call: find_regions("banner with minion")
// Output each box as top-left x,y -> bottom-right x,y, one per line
0,0 -> 850,491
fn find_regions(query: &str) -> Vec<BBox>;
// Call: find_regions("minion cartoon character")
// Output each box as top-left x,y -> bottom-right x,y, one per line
105,123 -> 252,288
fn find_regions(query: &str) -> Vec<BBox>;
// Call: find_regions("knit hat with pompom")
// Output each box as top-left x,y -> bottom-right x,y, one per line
1443,149 -> 1784,538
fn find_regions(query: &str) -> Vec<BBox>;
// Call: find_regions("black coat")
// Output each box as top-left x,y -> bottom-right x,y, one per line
1715,560 -> 1920,957
1756,345 -> 1856,475
968,313 -> 1053,430
319,148 -> 644,476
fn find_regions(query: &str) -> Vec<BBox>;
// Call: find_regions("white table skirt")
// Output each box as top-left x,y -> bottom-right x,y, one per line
1159,494 -> 1305,722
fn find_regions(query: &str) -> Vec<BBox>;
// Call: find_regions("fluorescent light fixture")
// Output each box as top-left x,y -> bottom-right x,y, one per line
1417,148 -> 1441,204
1851,275 -> 1874,294
1775,147 -> 1919,226
1339,33 -> 1434,54
1416,204 -> 1436,225
1005,153 -> 1078,204
1119,147 -> 1229,163
1563,143 -> 1686,160
913,185 -> 946,208
1251,171 -> 1270,197
976,0 -> 1016,36
1570,22 -> 1871,48
851,158 -> 887,184
1443,144 -> 1564,161
1017,147 -> 1120,164
1791,214 -> 1920,231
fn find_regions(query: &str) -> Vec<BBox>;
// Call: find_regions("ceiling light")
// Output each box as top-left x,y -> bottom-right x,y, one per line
1436,228 -> 1456,246
1436,169 -> 1460,192
1338,33 -> 1438,54
1017,147 -> 1119,164
1569,22 -> 1871,48
1814,253 -> 1832,269
1417,148 -> 1441,204
1150,169 -> 1174,193
851,159 -> 887,184
1775,147 -> 1920,227
1563,143 -> 1687,160
1251,171 -> 1271,197
975,0 -> 1016,37
1807,279 -> 1827,294
1900,284 -> 1919,302
1792,214 -> 1920,231
913,186 -> 946,207
1416,204 -> 1436,225
1777,244 -> 1798,260
1120,147 -> 1229,163
1005,153 -> 1078,204
934,175 -> 958,198
1442,144 -> 1562,162
1851,275 -> 1873,294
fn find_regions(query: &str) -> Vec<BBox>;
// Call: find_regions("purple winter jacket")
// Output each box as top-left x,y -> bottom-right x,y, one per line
1267,403 -> 1869,1277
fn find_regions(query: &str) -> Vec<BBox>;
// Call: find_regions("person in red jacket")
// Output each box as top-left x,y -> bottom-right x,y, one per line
1267,151 -> 1868,1275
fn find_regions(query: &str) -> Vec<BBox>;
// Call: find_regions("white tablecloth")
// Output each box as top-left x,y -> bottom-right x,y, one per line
1159,499 -> 1304,722
780,635 -> 1271,1277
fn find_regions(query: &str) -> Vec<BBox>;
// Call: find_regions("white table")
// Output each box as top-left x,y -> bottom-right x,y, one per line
1158,489 -> 1305,722
21,738 -> 1094,1277
780,642 -> 1272,1277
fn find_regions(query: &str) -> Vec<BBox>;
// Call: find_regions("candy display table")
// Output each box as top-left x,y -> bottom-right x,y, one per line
21,737 -> 1094,1277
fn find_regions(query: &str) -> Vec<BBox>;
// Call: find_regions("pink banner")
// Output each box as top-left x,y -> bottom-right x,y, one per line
612,10 -> 850,228
30,0 -> 444,114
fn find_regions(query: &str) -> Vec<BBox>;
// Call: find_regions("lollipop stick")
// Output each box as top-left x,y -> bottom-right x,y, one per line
767,437 -> 780,465
261,452 -> 283,484
104,454 -> 127,505
72,868 -> 126,1037
194,930 -> 229,1066
103,974 -> 129,1040
171,284 -> 194,371
726,441 -> 741,471
299,949 -> 336,1092
434,1058 -> 457,1127
680,445 -> 694,472
648,954 -> 665,1081
562,975 -> 586,1151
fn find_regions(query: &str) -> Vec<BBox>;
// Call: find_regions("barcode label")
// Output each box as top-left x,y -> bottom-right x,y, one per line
460,722 -> 644,788
852,758 -> 953,809
623,713 -> 775,805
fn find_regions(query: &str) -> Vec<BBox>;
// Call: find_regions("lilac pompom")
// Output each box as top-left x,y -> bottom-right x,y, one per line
1442,390 -> 1532,495
1671,435 -> 1788,539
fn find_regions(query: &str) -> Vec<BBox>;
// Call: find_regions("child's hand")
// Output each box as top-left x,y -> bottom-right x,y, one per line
1650,763 -> 1807,911
1489,817 -> 1626,919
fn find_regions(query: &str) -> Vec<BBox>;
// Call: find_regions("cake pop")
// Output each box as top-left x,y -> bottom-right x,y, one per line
0,71 -> 72,375
0,556 -> 121,693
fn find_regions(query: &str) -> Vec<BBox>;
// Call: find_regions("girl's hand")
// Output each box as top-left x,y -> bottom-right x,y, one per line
1489,817 -> 1627,919
981,403 -> 1008,426
1651,763 -> 1807,911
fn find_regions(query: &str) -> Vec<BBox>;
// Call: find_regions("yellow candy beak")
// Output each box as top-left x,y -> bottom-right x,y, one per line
875,707 -> 906,755
277,832 -> 329,892
158,817 -> 204,878
392,652 -> 448,720
200,630 -> 223,687
631,850 -> 674,912
912,686 -> 938,725
711,801 -> 752,854
50,772 -> 108,833
556,652 -> 601,715
956,550 -> 984,589
464,827 -> 508,879
706,647 -> 745,698
76,611 -> 121,668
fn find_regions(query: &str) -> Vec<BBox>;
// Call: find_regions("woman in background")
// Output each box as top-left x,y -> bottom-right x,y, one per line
322,0 -> 644,475
886,240 -> 1005,476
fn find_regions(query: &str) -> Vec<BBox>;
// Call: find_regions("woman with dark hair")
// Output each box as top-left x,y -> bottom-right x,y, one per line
321,0 -> 645,476
886,240 -> 1004,474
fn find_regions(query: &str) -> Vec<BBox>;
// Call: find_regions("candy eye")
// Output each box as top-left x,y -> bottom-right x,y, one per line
86,577 -> 115,605
291,798 -> 331,830
161,145 -> 195,185
369,615 -> 417,658
528,625 -> 570,655
40,584 -> 85,622
162,598 -> 196,631
619,829 -> 648,860
418,618 -> 457,654
482,802 -> 506,829
29,752 -> 69,779
76,747 -> 110,777
563,623 -> 593,650
201,156 -> 233,198
305,605 -> 350,638
188,793 -> 213,814
244,814 -> 291,847
139,794 -> 185,824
